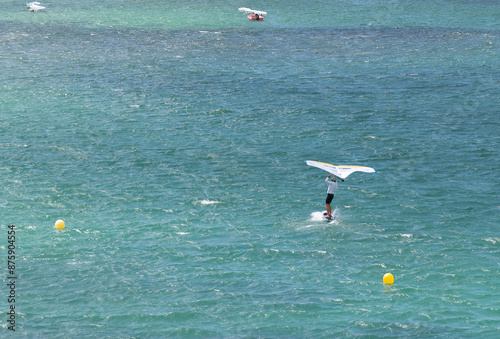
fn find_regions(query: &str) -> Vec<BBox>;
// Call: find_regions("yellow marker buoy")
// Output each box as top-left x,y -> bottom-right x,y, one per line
383,273 -> 394,285
55,219 -> 65,230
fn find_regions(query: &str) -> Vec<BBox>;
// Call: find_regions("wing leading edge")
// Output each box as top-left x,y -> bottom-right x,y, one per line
305,160 -> 375,180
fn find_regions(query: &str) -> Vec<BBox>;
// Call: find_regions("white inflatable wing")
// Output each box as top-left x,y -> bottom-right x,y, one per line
27,2 -> 45,11
305,160 -> 342,177
239,7 -> 253,13
305,160 -> 375,180
238,7 -> 267,16
252,10 -> 267,16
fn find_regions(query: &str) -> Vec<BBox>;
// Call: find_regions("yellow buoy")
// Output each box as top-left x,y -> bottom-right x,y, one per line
383,273 -> 394,285
55,219 -> 65,230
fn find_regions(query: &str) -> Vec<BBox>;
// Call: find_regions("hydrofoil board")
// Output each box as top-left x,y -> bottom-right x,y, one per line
323,211 -> 334,222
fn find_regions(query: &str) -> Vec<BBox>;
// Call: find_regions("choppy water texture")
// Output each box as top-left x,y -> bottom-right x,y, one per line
1,0 -> 499,337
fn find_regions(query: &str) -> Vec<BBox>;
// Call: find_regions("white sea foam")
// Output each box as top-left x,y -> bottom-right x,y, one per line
310,211 -> 325,222
484,237 -> 500,245
199,200 -> 219,205
310,208 -> 338,222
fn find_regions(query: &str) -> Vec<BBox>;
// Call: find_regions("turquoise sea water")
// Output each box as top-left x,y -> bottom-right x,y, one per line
1,0 -> 499,337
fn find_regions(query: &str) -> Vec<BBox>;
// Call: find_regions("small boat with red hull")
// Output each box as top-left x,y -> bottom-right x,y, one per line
239,7 -> 267,22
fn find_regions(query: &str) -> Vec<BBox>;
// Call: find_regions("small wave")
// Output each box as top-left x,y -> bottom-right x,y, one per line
199,200 -> 219,205
484,237 -> 500,245
198,31 -> 221,34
